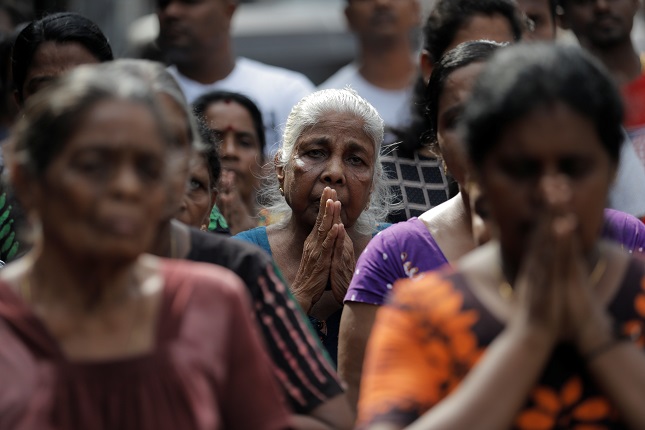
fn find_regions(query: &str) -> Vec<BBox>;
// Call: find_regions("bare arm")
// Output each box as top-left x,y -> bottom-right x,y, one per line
584,337 -> 645,430
291,394 -> 354,430
338,302 -> 378,413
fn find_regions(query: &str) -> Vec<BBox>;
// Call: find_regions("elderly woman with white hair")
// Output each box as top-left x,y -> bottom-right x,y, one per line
234,88 -> 394,364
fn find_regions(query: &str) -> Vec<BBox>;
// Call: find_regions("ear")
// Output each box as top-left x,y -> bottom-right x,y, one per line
225,0 -> 237,20
557,7 -> 571,30
344,4 -> 356,31
10,162 -> 41,218
420,49 -> 434,84
274,149 -> 284,180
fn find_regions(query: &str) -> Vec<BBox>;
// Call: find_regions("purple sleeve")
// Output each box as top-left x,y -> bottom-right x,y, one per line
345,229 -> 407,306
344,219 -> 450,306
602,208 -> 645,253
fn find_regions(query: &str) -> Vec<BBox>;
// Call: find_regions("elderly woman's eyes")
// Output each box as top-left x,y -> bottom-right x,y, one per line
305,149 -> 326,158
347,155 -> 366,166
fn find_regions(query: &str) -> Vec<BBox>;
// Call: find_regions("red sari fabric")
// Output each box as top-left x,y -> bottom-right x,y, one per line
0,259 -> 291,430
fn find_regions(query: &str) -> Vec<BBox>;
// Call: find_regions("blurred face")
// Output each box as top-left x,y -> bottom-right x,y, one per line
561,0 -> 638,48
278,112 -> 375,229
20,41 -> 99,104
478,102 -> 616,264
29,100 -> 168,261
422,13 -> 516,82
204,100 -> 263,202
436,61 -> 486,187
517,0 -> 556,41
158,95 -> 192,219
346,0 -> 420,42
176,153 -> 216,228
157,0 -> 235,63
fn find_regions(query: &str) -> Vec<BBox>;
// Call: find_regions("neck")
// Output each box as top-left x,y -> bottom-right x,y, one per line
583,39 -> 640,86
150,220 -> 172,257
149,219 -> 191,259
358,36 -> 417,90
28,241 -> 140,313
175,43 -> 236,84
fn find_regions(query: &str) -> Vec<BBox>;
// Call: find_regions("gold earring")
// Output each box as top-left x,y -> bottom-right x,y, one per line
442,159 -> 448,176
279,187 -> 284,196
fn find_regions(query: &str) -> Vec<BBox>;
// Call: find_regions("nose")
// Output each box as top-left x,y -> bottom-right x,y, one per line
594,0 -> 610,12
111,164 -> 144,201
158,0 -> 182,18
537,173 -> 572,210
178,194 -> 188,213
321,155 -> 346,186
219,135 -> 238,160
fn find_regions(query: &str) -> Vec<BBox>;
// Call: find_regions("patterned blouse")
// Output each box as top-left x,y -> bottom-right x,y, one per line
358,259 -> 645,429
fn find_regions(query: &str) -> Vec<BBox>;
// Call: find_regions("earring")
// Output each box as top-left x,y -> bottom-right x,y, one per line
279,187 -> 284,196
442,159 -> 448,176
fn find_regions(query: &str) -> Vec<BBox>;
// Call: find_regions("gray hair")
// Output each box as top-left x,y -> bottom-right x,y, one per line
261,88 -> 395,235
95,59 -> 203,152
12,63 -> 172,178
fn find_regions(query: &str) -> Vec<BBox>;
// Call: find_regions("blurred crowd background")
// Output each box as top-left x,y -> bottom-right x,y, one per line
0,0 -> 530,84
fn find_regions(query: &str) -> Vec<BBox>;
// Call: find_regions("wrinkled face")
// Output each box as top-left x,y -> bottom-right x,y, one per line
156,0 -> 234,63
176,152 -> 216,228
21,41 -> 100,104
562,0 -> 638,48
436,61 -> 486,187
517,0 -> 556,41
30,99 -> 169,262
478,102 -> 616,265
204,100 -> 263,202
346,0 -> 420,41
278,112 -> 376,229
158,94 -> 192,220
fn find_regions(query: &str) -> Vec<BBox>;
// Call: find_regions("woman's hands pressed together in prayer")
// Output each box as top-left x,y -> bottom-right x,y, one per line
292,187 -> 355,313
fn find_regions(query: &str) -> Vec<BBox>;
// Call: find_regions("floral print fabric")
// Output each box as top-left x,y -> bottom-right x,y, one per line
358,259 -> 645,429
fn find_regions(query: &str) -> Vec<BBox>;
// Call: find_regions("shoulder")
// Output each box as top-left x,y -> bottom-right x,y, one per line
388,267 -> 462,313
233,226 -> 269,248
162,258 -> 244,292
368,218 -> 437,255
236,57 -> 314,89
318,63 -> 360,90
602,208 -> 645,253
187,227 -> 275,285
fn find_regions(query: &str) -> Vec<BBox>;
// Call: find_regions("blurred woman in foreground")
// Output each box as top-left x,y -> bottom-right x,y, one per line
0,64 -> 289,430
359,43 -> 645,429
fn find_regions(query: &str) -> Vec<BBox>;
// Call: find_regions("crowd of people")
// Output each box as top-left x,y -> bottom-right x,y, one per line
1,0 -> 645,429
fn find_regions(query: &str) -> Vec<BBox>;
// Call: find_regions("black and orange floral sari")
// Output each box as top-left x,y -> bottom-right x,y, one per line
358,257 -> 645,430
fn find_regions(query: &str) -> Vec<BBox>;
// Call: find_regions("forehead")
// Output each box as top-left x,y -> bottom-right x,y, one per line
205,101 -> 255,127
296,111 -> 375,150
516,0 -> 551,14
28,41 -> 99,77
448,14 -> 516,52
67,99 -> 165,151
495,102 -> 602,157
440,62 -> 486,106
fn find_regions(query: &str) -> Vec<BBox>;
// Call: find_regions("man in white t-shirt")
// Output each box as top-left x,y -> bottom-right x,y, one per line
156,0 -> 314,155
318,0 -> 421,131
